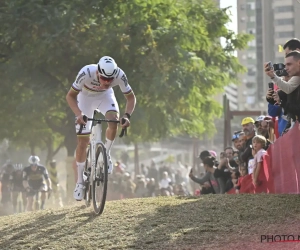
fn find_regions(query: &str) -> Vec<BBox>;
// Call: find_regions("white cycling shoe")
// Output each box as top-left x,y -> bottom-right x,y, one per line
107,154 -> 113,174
73,183 -> 85,201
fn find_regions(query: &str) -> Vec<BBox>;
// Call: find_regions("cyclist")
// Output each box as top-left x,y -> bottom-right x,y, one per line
66,56 -> 136,201
22,156 -> 52,211
0,162 -> 14,206
11,164 -> 27,213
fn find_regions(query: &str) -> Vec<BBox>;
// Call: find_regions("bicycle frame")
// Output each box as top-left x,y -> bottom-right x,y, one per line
89,118 -> 103,183
80,111 -> 127,214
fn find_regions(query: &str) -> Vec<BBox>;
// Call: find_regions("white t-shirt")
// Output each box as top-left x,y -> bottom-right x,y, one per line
159,178 -> 171,189
254,149 -> 266,165
248,149 -> 266,174
71,64 -> 132,95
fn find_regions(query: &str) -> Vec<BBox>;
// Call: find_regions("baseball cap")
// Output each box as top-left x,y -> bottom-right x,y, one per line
255,115 -> 266,123
232,130 -> 242,141
232,133 -> 239,141
241,117 -> 255,126
255,115 -> 272,124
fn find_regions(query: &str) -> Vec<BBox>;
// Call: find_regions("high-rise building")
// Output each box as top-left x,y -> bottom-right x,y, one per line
237,0 -> 300,110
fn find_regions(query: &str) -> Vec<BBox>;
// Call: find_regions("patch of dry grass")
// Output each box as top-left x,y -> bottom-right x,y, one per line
1,194 -> 300,250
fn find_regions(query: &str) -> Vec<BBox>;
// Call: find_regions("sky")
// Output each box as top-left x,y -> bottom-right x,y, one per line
220,0 -> 237,33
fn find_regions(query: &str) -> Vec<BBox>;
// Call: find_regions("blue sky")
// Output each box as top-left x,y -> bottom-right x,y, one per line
220,0 -> 237,33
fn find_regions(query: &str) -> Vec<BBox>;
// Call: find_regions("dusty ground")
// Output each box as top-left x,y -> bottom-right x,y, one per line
1,194 -> 300,250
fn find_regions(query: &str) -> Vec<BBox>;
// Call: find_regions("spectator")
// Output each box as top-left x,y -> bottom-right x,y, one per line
240,117 -> 256,168
252,135 -> 267,188
230,171 -> 241,187
114,160 -> 126,174
159,171 -> 173,196
232,131 -> 243,151
135,176 -> 148,198
121,172 -> 136,199
189,156 -> 220,194
265,51 -> 300,128
224,147 -> 238,170
266,88 -> 288,136
265,38 -> 300,94
254,115 -> 274,146
147,160 -> 159,180
235,165 -> 248,194
146,178 -> 156,197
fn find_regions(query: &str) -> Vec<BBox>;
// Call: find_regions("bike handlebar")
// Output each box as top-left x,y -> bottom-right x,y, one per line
77,116 -> 127,138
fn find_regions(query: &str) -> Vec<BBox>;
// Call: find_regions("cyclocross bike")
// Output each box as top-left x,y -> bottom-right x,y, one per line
78,109 -> 126,215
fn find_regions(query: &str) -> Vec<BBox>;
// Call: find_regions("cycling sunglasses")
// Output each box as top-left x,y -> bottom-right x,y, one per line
99,75 -> 114,82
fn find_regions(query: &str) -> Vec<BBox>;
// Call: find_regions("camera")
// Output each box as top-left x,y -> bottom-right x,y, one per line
273,63 -> 288,77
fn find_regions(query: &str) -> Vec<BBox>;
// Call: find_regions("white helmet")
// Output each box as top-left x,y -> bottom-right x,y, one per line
97,56 -> 118,78
28,155 -> 40,165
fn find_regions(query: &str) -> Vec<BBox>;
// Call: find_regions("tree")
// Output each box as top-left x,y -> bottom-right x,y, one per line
0,0 -> 251,157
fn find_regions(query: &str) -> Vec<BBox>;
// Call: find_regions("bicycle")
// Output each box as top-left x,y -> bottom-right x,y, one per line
78,109 -> 127,215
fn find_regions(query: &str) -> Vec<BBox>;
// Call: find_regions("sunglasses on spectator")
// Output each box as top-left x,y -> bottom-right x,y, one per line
99,75 -> 114,82
232,134 -> 239,141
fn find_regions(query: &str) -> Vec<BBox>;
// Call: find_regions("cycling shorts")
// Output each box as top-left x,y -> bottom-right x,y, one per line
75,88 -> 119,135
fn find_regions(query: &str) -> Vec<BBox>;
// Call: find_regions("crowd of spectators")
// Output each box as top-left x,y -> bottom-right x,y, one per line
106,38 -> 300,198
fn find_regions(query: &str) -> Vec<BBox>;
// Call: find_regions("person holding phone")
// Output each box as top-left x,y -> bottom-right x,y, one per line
266,82 -> 288,137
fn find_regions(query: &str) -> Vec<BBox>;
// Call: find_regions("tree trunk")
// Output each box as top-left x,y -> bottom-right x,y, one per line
29,142 -> 35,155
46,136 -> 54,164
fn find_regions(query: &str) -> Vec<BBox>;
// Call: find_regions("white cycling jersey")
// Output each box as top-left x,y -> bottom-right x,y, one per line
71,64 -> 132,95
72,64 -> 132,135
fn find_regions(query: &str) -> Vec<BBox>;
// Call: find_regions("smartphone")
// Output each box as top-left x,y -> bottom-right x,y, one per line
268,82 -> 274,90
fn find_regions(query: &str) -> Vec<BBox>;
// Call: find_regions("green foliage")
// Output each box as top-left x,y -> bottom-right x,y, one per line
0,0 -> 251,153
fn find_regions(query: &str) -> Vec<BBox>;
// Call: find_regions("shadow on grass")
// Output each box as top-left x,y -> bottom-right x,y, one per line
0,205 -> 97,250
131,195 -> 300,250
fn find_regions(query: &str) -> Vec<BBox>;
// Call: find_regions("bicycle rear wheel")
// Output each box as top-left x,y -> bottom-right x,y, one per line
92,143 -> 108,215
84,145 -> 92,208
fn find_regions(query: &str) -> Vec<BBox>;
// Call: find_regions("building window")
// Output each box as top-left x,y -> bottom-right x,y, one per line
248,29 -> 256,34
274,6 -> 293,13
240,17 -> 246,22
247,2 -> 255,10
275,19 -> 294,25
247,68 -> 256,76
277,31 -> 294,38
248,40 -> 256,47
240,4 -> 245,10
247,52 -> 256,59
249,16 -> 255,22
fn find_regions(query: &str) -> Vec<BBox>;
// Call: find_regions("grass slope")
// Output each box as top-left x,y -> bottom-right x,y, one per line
1,195 -> 300,250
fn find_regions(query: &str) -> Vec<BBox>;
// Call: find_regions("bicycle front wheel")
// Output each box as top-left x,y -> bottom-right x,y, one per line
92,143 -> 108,215
84,145 -> 92,208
